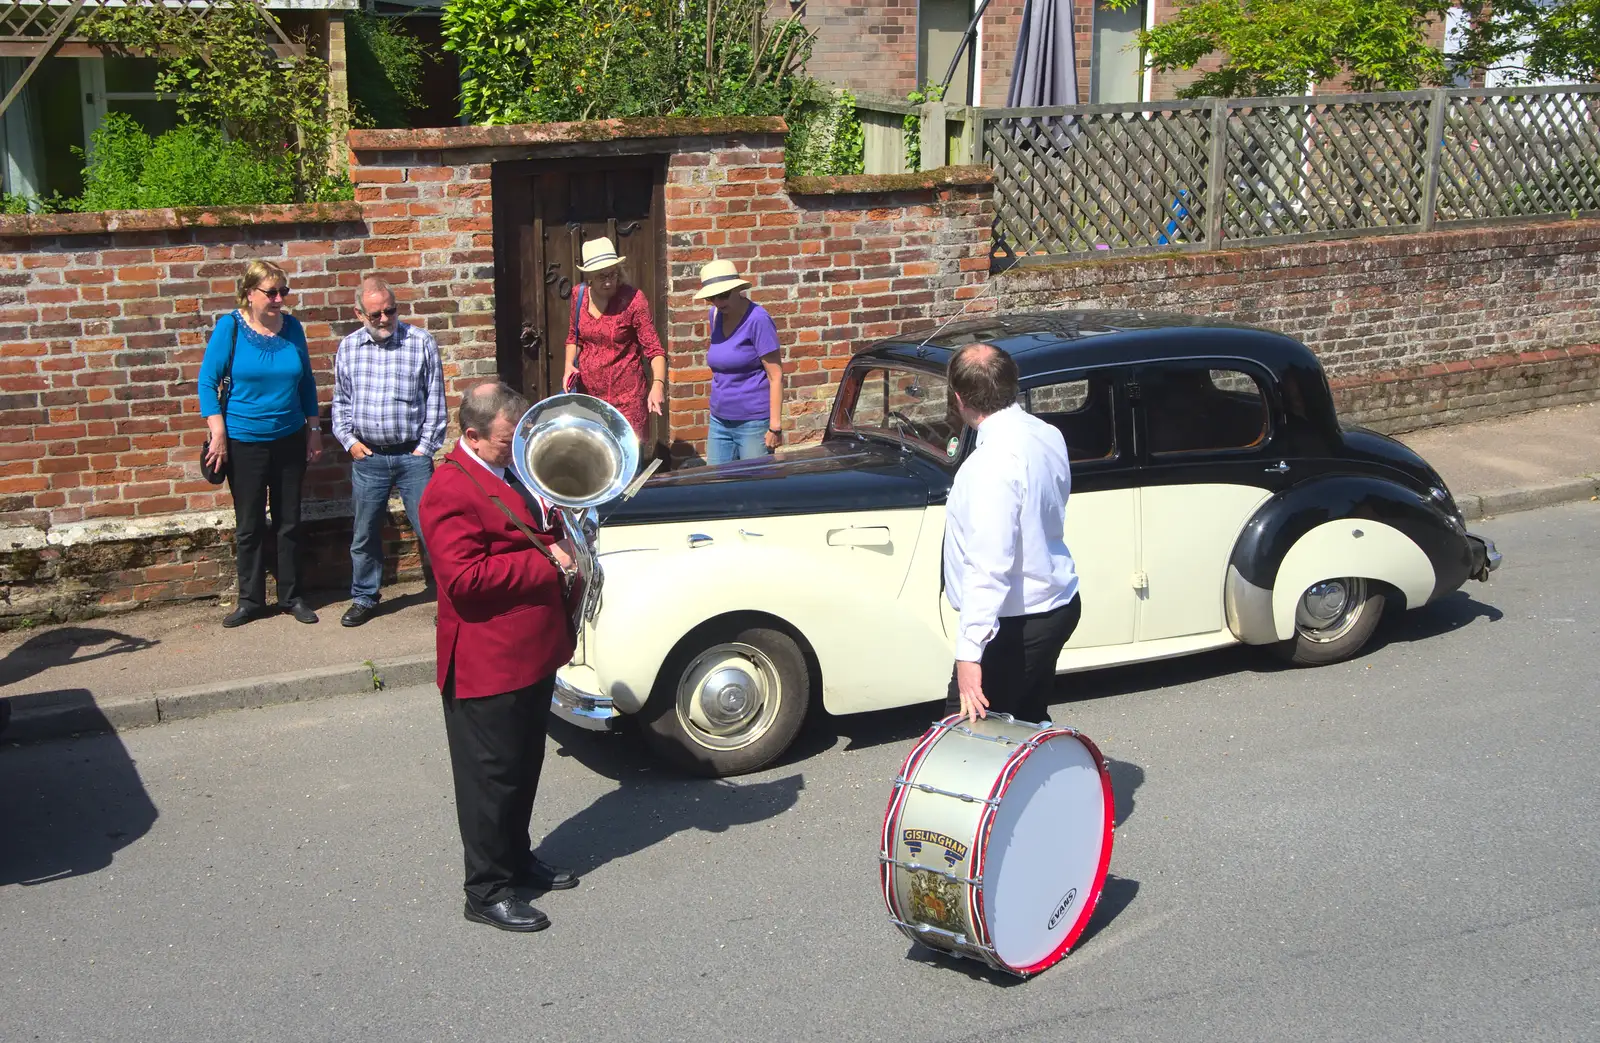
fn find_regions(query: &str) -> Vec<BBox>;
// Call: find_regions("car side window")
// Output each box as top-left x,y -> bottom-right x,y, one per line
1024,375 -> 1117,463
1143,365 -> 1270,456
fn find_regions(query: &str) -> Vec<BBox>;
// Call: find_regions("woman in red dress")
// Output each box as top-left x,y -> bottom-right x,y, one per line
562,237 -> 666,443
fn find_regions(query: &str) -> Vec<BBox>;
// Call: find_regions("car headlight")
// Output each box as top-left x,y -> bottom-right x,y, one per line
1430,485 -> 1467,533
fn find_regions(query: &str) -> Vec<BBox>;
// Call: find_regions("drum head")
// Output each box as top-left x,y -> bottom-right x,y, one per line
980,731 -> 1113,974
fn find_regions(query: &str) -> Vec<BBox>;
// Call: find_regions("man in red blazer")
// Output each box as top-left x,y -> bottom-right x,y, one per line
419,381 -> 582,933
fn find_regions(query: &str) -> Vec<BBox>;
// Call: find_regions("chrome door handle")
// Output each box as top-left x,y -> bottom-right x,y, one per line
1264,461 -> 1290,473
687,533 -> 713,548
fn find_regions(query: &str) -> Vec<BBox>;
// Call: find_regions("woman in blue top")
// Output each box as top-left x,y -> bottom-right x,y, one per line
198,260 -> 324,627
694,260 -> 784,465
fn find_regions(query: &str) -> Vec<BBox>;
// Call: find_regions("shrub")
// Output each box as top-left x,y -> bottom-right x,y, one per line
77,114 -> 294,212
347,12 -> 431,128
444,0 -> 816,124
903,82 -> 946,173
785,89 -> 865,177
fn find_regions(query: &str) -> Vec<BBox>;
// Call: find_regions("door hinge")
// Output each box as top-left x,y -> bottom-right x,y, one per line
1131,570 -> 1148,592
1126,380 -> 1142,403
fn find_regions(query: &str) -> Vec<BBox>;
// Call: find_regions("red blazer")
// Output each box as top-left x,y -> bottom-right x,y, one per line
419,444 -> 577,699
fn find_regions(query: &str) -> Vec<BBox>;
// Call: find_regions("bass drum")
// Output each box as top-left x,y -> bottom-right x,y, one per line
879,713 -> 1114,978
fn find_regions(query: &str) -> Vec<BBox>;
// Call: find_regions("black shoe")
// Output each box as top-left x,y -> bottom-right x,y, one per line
222,605 -> 266,628
522,856 -> 580,891
280,599 -> 318,624
341,603 -> 376,628
464,897 -> 550,933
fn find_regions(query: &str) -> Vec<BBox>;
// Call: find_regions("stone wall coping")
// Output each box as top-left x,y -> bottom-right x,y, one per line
0,201 -> 365,239
0,494 -> 414,550
349,117 -> 788,153
785,165 -> 994,196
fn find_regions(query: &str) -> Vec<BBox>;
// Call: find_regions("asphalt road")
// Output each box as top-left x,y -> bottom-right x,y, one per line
3,502 -> 1596,1043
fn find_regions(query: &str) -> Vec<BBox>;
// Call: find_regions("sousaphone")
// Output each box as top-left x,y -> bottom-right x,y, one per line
509,392 -> 641,632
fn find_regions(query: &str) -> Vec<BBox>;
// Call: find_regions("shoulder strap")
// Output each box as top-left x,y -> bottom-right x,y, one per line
443,458 -> 564,569
218,312 -> 241,416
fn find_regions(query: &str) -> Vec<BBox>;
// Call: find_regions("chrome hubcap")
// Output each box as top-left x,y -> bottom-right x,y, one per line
677,642 -> 781,751
1295,577 -> 1366,642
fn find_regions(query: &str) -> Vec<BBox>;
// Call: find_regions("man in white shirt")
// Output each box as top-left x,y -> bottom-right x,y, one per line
943,343 -> 1083,724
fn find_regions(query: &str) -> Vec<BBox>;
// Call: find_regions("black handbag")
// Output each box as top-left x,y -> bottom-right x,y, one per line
200,313 -> 240,485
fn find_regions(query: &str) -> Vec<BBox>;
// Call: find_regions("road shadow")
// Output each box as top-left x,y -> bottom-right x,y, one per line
539,720 -> 803,878
1369,590 -> 1503,652
1069,872 -> 1141,952
0,728 -> 159,887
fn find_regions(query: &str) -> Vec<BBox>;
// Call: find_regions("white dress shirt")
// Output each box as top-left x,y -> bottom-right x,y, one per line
943,403 -> 1080,662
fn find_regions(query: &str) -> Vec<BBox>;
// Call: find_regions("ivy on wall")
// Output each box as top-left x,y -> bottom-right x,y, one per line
785,89 -> 866,177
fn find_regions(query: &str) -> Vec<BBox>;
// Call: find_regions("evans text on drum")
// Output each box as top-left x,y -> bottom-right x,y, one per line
878,713 -> 1115,978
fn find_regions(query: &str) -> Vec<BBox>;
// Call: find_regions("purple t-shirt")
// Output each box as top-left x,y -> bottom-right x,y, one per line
707,302 -> 780,422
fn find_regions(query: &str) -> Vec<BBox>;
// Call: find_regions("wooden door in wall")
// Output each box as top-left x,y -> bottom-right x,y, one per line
493,156 -> 669,463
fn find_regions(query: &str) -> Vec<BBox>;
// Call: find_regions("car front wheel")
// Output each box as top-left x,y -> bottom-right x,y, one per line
1274,577 -> 1386,665
640,623 -> 811,777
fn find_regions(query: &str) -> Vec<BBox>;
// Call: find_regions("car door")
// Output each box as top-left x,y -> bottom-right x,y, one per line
939,367 -> 1140,656
1131,359 -> 1290,642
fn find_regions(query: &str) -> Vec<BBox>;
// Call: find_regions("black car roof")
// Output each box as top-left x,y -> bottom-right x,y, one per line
856,310 -> 1316,376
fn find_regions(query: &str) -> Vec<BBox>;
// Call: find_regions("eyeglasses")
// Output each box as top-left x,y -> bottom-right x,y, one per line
365,306 -> 398,321
256,285 -> 291,300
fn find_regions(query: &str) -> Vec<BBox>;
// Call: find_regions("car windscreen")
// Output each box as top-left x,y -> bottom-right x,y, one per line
830,364 -> 964,463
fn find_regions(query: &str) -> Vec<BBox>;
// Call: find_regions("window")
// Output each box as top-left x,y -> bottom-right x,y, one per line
1025,376 -> 1118,463
1142,365 -> 1270,456
1090,0 -> 1147,104
834,365 -> 964,460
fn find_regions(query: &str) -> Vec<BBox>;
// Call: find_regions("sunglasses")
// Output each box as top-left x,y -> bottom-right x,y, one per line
256,285 -> 291,300
365,306 -> 398,321
709,290 -> 735,302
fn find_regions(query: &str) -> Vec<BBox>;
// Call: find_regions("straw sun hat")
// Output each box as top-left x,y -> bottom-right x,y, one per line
692,259 -> 752,301
576,236 -> 625,273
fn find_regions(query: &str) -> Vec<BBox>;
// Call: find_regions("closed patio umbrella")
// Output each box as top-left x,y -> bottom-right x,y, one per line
1006,0 -> 1078,108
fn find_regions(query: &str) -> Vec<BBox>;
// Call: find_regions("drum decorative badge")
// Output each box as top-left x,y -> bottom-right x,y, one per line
878,713 -> 1115,978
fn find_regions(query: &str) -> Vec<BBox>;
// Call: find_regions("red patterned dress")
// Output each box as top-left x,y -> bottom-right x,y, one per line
567,283 -> 665,440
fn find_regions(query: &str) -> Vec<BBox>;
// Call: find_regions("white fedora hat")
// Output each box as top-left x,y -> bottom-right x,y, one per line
692,259 -> 752,301
577,236 -> 626,273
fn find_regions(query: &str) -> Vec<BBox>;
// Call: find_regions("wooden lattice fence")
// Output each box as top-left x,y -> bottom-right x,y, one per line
979,86 -> 1600,263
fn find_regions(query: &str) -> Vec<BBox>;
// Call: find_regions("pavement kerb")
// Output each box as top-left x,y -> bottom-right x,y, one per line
4,653 -> 435,745
1455,476 -> 1599,521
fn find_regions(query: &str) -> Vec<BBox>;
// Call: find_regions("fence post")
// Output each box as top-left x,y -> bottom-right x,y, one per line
920,100 -> 947,171
1420,88 -> 1447,231
952,106 -> 977,165
1204,100 -> 1229,247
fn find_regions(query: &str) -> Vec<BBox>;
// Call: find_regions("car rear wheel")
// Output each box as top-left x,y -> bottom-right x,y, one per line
1274,577 -> 1386,665
640,623 -> 811,777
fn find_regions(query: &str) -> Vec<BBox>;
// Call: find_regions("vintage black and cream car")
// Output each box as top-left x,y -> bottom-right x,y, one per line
556,312 -> 1501,777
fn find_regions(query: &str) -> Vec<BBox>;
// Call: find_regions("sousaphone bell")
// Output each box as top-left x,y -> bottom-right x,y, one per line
509,392 -> 640,632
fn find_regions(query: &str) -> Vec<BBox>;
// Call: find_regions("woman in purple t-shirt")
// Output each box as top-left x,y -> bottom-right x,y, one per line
694,260 -> 784,465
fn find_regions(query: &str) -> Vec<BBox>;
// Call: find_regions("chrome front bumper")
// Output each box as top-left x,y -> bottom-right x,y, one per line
551,671 -> 621,731
1468,533 -> 1503,581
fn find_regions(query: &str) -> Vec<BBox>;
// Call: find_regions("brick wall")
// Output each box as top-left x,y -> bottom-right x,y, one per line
0,120 -> 993,623
996,220 -> 1600,430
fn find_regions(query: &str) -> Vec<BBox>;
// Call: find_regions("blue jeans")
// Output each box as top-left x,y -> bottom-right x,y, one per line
706,415 -> 772,466
350,451 -> 433,607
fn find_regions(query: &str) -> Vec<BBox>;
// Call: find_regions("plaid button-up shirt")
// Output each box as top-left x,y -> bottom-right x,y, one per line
332,321 -> 447,454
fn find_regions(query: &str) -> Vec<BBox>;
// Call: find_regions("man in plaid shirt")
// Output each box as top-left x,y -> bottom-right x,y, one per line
332,276 -> 448,627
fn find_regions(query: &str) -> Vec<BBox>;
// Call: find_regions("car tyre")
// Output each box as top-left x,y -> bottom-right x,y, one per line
1274,576 -> 1386,666
640,623 -> 811,778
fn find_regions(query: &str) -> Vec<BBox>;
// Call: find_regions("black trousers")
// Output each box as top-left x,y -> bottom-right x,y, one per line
945,595 -> 1083,725
440,671 -> 554,907
227,430 -> 307,610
